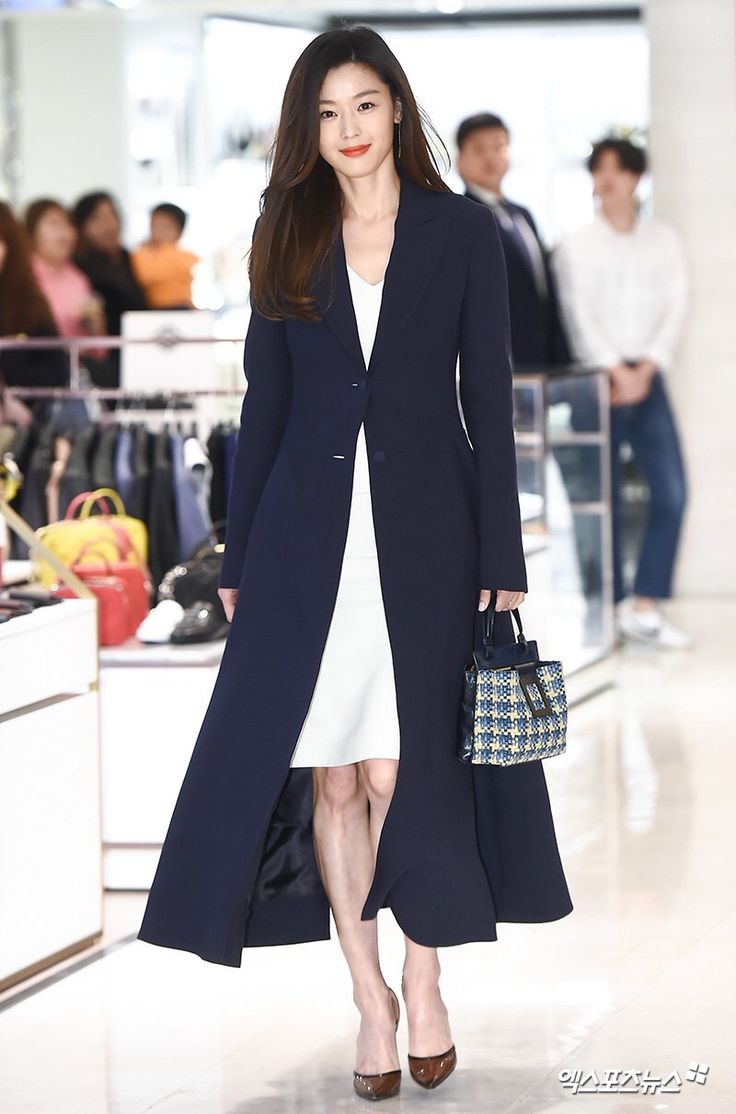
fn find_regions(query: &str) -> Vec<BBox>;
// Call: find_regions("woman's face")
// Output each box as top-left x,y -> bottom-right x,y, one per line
81,199 -> 122,253
33,206 -> 77,265
318,62 -> 401,181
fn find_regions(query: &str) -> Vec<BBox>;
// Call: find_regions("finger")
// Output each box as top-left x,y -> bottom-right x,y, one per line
477,588 -> 492,611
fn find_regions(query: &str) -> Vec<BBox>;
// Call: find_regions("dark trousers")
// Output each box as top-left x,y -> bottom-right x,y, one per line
610,371 -> 687,604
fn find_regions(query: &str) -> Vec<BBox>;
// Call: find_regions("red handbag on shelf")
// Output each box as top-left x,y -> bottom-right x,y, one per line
50,542 -> 152,643
51,572 -> 131,646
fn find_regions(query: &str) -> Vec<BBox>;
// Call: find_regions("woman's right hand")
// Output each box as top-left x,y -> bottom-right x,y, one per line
218,587 -> 239,623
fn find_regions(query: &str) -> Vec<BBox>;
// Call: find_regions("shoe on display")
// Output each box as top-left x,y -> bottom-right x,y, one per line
0,599 -> 35,623
616,600 -> 692,649
170,600 -> 230,645
136,599 -> 185,644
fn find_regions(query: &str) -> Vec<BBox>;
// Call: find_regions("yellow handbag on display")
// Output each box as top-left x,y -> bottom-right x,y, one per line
32,487 -> 149,588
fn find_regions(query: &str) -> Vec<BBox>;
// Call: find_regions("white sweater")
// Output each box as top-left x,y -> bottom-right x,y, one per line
552,213 -> 689,373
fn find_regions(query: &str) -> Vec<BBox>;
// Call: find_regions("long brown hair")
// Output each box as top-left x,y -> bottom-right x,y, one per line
249,24 -> 451,322
0,201 -> 57,336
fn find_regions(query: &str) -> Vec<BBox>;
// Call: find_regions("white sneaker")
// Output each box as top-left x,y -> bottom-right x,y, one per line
136,599 -> 185,643
616,600 -> 692,649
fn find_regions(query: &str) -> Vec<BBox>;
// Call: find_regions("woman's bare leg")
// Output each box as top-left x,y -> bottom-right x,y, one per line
401,939 -> 454,1056
312,760 -> 399,1074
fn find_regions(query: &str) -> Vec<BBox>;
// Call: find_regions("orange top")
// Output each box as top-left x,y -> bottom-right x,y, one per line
131,242 -> 200,308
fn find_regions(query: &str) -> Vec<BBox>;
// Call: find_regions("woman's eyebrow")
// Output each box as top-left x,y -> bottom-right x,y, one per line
319,88 -> 382,105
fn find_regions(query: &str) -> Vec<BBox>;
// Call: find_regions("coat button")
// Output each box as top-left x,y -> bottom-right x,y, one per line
350,381 -> 367,391
373,450 -> 386,463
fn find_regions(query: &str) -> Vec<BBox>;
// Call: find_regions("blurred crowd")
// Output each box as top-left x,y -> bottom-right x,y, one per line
0,192 -> 199,391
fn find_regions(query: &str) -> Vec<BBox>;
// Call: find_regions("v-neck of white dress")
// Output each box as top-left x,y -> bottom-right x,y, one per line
346,262 -> 385,288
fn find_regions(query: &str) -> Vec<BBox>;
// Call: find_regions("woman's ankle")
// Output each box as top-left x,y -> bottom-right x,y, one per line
401,963 -> 441,994
353,979 -> 392,1014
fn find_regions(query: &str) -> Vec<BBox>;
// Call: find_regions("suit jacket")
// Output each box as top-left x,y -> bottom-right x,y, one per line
464,187 -> 571,369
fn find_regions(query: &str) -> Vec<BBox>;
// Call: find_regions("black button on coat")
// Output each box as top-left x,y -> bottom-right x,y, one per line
137,169 -> 573,968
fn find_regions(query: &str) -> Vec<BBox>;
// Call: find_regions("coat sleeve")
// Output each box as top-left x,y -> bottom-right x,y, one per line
458,204 -> 528,593
219,294 -> 293,589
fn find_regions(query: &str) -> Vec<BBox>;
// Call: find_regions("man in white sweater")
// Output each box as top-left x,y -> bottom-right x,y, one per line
553,138 -> 690,648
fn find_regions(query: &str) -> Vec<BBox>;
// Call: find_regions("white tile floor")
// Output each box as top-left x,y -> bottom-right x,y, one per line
1,599 -> 734,1113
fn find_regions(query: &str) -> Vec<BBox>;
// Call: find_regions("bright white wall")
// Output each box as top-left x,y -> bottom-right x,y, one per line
646,0 -> 736,598
13,13 -> 128,214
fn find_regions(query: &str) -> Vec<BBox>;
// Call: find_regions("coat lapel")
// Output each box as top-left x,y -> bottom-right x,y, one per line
313,168 -> 451,376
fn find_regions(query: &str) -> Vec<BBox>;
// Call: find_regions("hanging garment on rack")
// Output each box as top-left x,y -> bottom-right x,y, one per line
58,423 -> 97,515
114,425 -> 135,508
126,424 -> 152,522
171,431 -> 211,562
18,422 -> 55,535
148,427 -> 179,587
206,425 -> 228,532
183,435 -> 213,535
91,422 -> 119,491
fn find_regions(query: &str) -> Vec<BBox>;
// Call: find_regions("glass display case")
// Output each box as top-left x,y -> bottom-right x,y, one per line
513,368 -> 615,695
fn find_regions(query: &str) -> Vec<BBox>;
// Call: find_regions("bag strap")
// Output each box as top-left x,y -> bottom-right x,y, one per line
482,590 -> 526,649
65,491 -> 112,520
79,487 -> 127,519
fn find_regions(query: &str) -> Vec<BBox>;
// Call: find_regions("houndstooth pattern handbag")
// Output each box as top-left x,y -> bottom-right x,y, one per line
456,592 -> 567,766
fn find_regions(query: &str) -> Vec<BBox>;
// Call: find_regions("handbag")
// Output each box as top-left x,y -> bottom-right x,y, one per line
456,591 -> 567,766
62,541 -> 152,635
33,487 -> 148,587
157,522 -> 226,611
51,572 -> 131,646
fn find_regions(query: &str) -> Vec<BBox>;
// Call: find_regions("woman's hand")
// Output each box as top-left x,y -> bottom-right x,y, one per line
218,587 -> 239,623
478,588 -> 526,612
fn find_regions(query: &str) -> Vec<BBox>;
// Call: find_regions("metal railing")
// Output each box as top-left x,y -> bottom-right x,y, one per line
0,333 -> 247,398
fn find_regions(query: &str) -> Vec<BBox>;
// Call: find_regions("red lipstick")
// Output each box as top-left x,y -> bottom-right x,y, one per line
340,144 -> 371,157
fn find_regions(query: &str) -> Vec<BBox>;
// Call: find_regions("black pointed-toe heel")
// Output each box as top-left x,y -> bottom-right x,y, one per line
352,987 -> 402,1101
407,1043 -> 457,1089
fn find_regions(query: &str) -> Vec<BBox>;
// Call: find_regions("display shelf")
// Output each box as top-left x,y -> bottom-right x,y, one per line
513,368 -> 615,692
0,599 -> 101,991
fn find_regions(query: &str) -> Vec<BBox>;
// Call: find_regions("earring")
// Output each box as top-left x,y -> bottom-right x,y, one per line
396,119 -> 402,158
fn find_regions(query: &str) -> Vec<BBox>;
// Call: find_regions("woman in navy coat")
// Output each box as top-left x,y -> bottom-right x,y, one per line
138,25 -> 572,1100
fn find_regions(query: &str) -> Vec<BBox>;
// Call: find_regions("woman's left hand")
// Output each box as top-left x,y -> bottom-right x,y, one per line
478,588 -> 526,612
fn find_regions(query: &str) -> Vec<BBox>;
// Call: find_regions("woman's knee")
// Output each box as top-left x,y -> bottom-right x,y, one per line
313,763 -> 364,813
359,758 -> 398,805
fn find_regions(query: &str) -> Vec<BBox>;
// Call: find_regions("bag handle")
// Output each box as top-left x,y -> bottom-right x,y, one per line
482,590 -> 526,649
79,487 -> 128,519
65,490 -> 113,520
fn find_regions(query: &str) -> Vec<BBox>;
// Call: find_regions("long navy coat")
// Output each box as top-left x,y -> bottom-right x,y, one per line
137,167 -> 573,968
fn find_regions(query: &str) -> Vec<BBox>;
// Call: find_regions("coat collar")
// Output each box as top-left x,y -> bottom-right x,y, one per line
312,166 -> 451,376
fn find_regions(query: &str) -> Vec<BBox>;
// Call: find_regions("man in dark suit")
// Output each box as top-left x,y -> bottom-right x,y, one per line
455,113 -> 570,370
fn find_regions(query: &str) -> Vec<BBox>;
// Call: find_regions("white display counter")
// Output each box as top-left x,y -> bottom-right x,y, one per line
98,638 -> 226,890
0,598 -> 102,992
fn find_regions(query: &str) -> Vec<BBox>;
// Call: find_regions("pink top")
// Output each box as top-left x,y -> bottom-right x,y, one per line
31,255 -> 95,337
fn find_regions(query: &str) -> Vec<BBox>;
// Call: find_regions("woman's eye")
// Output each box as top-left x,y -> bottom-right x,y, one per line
319,102 -> 376,120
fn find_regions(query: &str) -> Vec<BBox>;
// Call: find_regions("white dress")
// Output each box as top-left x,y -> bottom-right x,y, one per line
289,264 -> 401,768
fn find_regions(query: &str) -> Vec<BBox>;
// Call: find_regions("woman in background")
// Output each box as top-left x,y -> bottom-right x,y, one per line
72,190 -> 148,387
25,198 -> 107,341
0,201 -> 69,394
